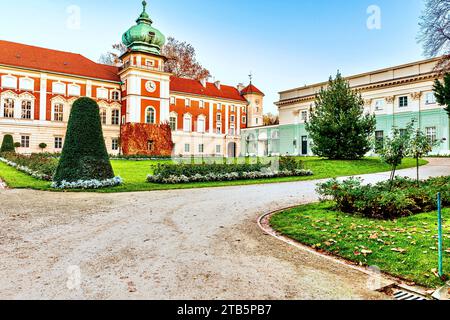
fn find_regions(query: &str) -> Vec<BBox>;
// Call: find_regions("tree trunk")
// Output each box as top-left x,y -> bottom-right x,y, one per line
416,157 -> 420,186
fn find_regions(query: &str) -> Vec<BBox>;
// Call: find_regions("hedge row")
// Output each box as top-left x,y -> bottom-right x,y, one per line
317,176 -> 450,220
1,152 -> 58,180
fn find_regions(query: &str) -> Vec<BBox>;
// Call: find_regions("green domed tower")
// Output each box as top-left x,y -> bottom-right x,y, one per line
122,1 -> 166,55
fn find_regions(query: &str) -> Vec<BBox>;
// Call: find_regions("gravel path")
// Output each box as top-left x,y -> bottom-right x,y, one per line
0,158 -> 449,300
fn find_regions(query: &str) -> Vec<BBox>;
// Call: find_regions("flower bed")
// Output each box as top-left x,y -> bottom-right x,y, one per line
147,168 -> 313,184
0,154 -> 56,181
51,177 -> 123,189
317,176 -> 450,220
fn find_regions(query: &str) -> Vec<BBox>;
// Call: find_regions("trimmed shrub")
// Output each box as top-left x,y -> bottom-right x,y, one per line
39,143 -> 48,150
152,162 -> 271,179
0,135 -> 15,153
53,97 -> 115,183
317,176 -> 450,220
279,156 -> 304,171
1,152 -> 58,179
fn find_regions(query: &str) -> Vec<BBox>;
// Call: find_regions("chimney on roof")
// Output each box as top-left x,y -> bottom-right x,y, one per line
237,83 -> 245,92
200,78 -> 207,88
214,80 -> 221,90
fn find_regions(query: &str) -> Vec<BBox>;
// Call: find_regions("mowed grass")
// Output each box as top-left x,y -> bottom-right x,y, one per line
270,202 -> 450,288
0,157 -> 427,193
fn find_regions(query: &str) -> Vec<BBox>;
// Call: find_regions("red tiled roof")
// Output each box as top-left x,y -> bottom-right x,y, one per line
0,40 -> 120,82
241,84 -> 264,96
170,76 -> 247,102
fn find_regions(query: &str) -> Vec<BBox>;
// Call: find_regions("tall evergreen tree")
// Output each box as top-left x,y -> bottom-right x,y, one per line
53,97 -> 114,183
306,72 -> 376,160
0,135 -> 15,153
434,73 -> 450,117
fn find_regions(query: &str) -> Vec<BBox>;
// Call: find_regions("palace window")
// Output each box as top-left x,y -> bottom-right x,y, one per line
231,105 -> 235,112
169,115 -> 177,131
52,82 -> 66,95
97,88 -> 108,100
399,96 -> 409,108
301,111 -> 308,122
183,115 -> 192,132
425,92 -> 436,105
147,140 -> 155,151
1,75 -> 17,89
216,123 -> 222,134
185,98 -> 191,107
21,101 -> 32,119
19,78 -> 34,91
100,108 -> 107,125
68,84 -> 81,97
197,117 -> 205,133
146,107 -> 156,124
54,137 -> 63,149
375,130 -> 384,152
216,145 -> 221,154
53,103 -> 64,122
242,115 -> 247,124
230,115 -> 235,123
426,127 -> 437,144
184,143 -> 190,153
375,99 -> 385,111
111,91 -> 120,101
216,113 -> 222,122
256,118 -> 259,125
170,96 -> 176,105
229,125 -> 235,136
111,109 -> 120,125
3,99 -> 15,118
200,100 -> 205,109
217,103 -> 222,111
112,138 -> 119,151
21,135 -> 30,148
198,144 -> 204,153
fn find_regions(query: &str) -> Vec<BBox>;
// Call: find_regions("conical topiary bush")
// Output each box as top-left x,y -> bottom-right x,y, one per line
0,134 -> 15,153
53,97 -> 115,183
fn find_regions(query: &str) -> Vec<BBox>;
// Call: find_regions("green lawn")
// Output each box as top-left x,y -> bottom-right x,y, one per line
0,157 -> 427,193
270,202 -> 449,288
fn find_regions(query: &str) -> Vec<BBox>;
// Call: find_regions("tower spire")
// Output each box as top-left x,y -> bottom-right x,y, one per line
142,0 -> 147,13
249,72 -> 253,85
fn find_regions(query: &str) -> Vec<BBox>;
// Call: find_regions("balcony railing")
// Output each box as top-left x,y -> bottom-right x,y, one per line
119,63 -> 165,73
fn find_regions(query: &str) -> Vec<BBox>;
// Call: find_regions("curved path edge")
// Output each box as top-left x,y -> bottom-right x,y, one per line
257,205 -> 435,297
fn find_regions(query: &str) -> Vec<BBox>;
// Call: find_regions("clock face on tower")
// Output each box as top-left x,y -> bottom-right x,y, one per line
145,80 -> 157,93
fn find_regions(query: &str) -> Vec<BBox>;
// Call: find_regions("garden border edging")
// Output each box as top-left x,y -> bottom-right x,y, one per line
257,204 -> 434,297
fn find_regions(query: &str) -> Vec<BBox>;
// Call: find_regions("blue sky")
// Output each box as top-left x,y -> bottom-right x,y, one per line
1,0 -> 427,113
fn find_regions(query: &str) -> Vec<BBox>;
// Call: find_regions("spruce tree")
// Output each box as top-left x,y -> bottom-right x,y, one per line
306,72 -> 376,160
53,97 -> 114,183
434,73 -> 450,118
0,135 -> 15,153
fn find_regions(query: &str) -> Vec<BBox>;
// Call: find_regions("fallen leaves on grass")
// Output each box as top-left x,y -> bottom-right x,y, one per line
391,248 -> 407,254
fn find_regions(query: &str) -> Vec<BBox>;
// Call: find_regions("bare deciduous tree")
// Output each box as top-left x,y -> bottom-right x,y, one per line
99,37 -> 211,81
418,0 -> 450,72
263,113 -> 280,126
162,37 -> 211,80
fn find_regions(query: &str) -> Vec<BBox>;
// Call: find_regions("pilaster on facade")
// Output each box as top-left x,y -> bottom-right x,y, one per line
39,73 -> 47,121
225,104 -> 229,135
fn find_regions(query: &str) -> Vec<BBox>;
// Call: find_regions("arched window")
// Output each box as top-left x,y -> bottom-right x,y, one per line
100,108 -> 107,125
1,75 -> 17,89
111,90 -> 120,101
52,82 -> 66,95
146,107 -> 156,124
183,114 -> 192,132
111,109 -> 120,125
3,98 -> 15,118
21,100 -> 32,119
53,103 -> 64,122
19,78 -> 34,91
68,84 -> 81,97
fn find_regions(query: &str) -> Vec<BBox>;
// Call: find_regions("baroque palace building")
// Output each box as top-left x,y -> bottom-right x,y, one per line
0,2 -> 264,157
242,57 -> 450,157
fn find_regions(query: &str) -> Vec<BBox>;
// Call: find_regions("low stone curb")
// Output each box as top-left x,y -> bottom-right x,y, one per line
0,178 -> 7,189
257,205 -> 435,297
